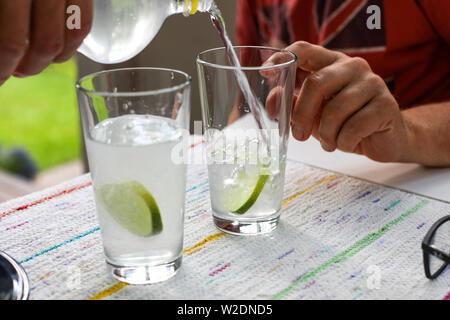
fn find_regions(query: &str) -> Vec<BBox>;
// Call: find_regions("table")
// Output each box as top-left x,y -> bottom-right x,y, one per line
288,138 -> 450,203
0,137 -> 449,300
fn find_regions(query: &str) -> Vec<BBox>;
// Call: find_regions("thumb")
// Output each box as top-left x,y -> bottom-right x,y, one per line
260,50 -> 298,78
285,41 -> 343,72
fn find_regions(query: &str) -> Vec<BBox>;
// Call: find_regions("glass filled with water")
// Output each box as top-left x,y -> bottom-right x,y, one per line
197,46 -> 297,235
76,68 -> 191,284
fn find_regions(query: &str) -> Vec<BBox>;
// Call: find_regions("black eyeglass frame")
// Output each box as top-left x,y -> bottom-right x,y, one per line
421,215 -> 450,279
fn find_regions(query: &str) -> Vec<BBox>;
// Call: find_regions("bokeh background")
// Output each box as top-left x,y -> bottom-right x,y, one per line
0,0 -> 237,201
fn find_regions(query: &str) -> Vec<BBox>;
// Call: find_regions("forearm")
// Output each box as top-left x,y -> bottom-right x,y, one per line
402,102 -> 450,167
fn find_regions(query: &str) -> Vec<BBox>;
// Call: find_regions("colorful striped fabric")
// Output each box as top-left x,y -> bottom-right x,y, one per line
0,159 -> 448,300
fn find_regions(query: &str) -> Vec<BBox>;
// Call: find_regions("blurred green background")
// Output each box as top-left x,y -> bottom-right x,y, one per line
0,59 -> 82,174
0,0 -> 237,189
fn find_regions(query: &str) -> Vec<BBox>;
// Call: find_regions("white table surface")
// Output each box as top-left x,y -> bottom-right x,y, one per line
288,138 -> 450,203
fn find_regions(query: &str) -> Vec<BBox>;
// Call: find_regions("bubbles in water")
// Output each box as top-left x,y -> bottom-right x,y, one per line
224,177 -> 237,188
91,114 -> 182,146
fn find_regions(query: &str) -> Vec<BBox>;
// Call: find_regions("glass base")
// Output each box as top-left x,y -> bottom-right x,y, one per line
107,256 -> 182,285
213,215 -> 280,235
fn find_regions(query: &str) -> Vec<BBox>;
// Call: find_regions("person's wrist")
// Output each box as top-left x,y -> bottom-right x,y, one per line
398,110 -> 422,164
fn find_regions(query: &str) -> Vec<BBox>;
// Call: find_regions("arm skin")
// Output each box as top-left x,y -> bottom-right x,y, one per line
401,103 -> 450,167
265,41 -> 450,167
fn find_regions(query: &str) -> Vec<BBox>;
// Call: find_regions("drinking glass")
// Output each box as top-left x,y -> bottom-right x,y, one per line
197,46 -> 297,235
76,68 -> 191,284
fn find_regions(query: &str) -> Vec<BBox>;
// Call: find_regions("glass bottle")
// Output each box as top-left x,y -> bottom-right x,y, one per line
78,0 -> 214,64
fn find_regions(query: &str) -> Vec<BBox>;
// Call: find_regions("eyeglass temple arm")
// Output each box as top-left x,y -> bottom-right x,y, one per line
422,243 -> 450,264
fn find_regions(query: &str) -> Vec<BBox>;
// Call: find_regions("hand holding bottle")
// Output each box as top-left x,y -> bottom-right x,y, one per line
0,0 -> 93,86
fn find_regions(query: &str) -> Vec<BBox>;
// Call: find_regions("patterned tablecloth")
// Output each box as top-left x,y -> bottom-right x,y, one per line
0,156 -> 449,300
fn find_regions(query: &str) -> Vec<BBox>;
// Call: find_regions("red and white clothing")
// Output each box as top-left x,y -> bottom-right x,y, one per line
236,0 -> 450,108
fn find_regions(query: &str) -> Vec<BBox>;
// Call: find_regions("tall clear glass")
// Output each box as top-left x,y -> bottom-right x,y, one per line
197,46 -> 297,235
76,68 -> 191,284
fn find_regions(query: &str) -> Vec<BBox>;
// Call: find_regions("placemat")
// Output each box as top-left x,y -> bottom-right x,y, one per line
0,156 -> 449,300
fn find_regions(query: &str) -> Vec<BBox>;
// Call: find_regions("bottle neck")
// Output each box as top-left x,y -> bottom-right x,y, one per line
175,0 -> 214,16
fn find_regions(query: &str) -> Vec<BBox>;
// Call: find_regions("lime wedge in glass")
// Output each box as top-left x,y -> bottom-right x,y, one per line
97,181 -> 163,237
225,171 -> 270,215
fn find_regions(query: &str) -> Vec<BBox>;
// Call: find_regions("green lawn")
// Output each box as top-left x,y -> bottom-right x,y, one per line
0,58 -> 82,172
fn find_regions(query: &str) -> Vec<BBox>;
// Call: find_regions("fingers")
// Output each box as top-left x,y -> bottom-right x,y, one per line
6,0 -> 93,79
0,0 -> 32,84
286,41 -> 344,72
291,57 -> 368,141
336,94 -> 397,153
262,41 -> 343,75
266,87 -> 299,122
317,74 -> 382,151
266,86 -> 283,120
279,41 -> 402,161
15,0 -> 66,76
54,0 -> 93,63
260,50 -> 297,78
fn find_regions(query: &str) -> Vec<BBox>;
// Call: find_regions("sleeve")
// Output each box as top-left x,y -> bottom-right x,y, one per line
236,0 -> 261,46
417,0 -> 450,43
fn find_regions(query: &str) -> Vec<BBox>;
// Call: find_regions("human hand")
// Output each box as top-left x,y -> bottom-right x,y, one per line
0,0 -> 93,86
266,41 -> 411,163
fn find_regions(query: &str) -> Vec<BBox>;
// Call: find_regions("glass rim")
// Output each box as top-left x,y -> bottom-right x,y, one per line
76,67 -> 192,98
196,45 -> 298,71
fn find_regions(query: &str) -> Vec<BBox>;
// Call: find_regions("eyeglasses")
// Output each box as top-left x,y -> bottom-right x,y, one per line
422,215 -> 449,279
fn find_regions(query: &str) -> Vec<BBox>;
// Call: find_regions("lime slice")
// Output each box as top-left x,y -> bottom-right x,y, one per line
225,173 -> 270,215
97,181 -> 163,237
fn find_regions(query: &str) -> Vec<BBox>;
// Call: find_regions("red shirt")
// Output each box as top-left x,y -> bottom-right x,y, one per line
236,0 -> 450,108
